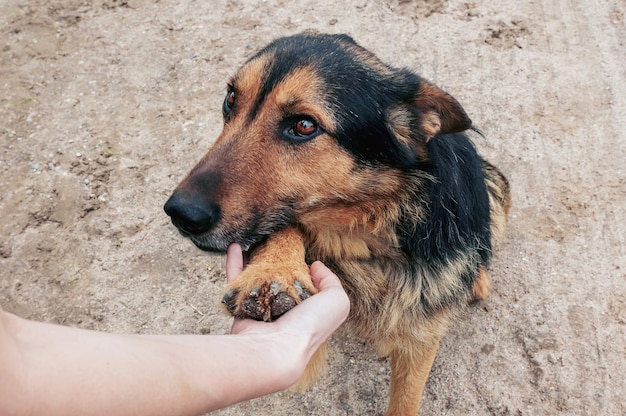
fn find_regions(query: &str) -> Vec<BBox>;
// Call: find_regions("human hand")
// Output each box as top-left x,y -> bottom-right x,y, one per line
225,243 -> 350,348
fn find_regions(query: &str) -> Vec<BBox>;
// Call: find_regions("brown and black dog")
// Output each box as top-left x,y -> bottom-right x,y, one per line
164,32 -> 510,415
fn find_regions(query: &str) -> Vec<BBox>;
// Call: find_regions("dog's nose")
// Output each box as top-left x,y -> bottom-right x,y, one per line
163,193 -> 220,236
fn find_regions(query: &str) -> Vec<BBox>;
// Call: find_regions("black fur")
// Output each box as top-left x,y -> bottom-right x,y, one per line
411,133 -> 492,267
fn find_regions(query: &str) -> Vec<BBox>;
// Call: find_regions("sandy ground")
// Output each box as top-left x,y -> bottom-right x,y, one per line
1,0 -> 625,414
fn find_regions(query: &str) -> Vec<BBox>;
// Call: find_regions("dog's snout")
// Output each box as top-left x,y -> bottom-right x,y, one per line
164,193 -> 220,236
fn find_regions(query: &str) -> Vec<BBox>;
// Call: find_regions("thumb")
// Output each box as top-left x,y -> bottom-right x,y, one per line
309,261 -> 344,293
225,243 -> 244,284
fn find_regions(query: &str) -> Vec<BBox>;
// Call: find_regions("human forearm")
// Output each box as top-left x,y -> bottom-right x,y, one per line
2,312 -> 306,416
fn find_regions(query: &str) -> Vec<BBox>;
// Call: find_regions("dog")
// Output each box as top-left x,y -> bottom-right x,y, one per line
164,32 -> 510,415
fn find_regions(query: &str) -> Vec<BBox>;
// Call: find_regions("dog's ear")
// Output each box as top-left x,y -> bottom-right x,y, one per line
387,80 -> 472,164
415,81 -> 472,141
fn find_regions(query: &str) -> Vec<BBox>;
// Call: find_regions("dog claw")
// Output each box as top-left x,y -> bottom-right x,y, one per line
294,280 -> 312,301
294,280 -> 303,294
269,282 -> 281,295
222,289 -> 238,314
223,289 -> 236,301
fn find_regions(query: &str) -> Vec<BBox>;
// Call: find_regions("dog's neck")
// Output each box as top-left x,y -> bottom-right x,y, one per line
296,169 -> 431,263
298,203 -> 406,263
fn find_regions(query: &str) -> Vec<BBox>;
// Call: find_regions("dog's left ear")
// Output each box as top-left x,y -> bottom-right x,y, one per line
387,80 -> 472,164
414,81 -> 472,140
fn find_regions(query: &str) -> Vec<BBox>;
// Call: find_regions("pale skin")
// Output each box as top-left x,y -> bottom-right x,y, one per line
0,243 -> 350,416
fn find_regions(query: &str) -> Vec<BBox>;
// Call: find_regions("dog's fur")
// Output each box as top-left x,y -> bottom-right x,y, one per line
164,33 -> 510,415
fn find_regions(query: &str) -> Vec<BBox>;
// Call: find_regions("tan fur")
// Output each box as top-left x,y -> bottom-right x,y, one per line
292,342 -> 329,391
388,106 -> 431,160
385,340 -> 440,416
472,265 -> 491,301
270,67 -> 337,132
229,54 -> 273,106
483,159 -> 512,246
421,111 -> 443,142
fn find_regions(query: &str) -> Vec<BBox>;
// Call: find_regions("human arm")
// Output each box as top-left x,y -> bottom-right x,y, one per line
0,245 -> 349,416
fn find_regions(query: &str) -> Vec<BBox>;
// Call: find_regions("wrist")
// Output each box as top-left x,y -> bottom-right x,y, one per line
255,329 -> 311,389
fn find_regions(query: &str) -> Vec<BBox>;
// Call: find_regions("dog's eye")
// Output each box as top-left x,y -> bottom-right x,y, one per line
223,91 -> 235,117
295,119 -> 316,135
284,117 -> 319,141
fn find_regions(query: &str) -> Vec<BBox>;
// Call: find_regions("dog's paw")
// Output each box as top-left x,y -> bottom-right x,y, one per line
222,263 -> 317,321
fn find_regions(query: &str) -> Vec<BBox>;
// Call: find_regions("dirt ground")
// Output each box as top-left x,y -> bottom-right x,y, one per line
1,0 -> 624,414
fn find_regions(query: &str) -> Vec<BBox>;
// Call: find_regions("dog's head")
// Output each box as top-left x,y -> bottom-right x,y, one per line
164,33 -> 471,252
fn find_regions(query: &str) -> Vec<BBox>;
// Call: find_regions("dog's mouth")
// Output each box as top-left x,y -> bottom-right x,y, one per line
185,231 -> 253,253
173,223 -> 268,256
165,208 -> 257,252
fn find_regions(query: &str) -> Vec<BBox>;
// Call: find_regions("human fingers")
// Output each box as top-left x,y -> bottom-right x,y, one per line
309,261 -> 346,293
226,243 -> 244,284
305,261 -> 350,323
279,262 -> 350,335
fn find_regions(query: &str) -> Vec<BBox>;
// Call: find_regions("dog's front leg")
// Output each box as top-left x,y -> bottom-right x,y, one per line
221,226 -> 329,388
221,226 -> 317,322
385,340 -> 440,416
